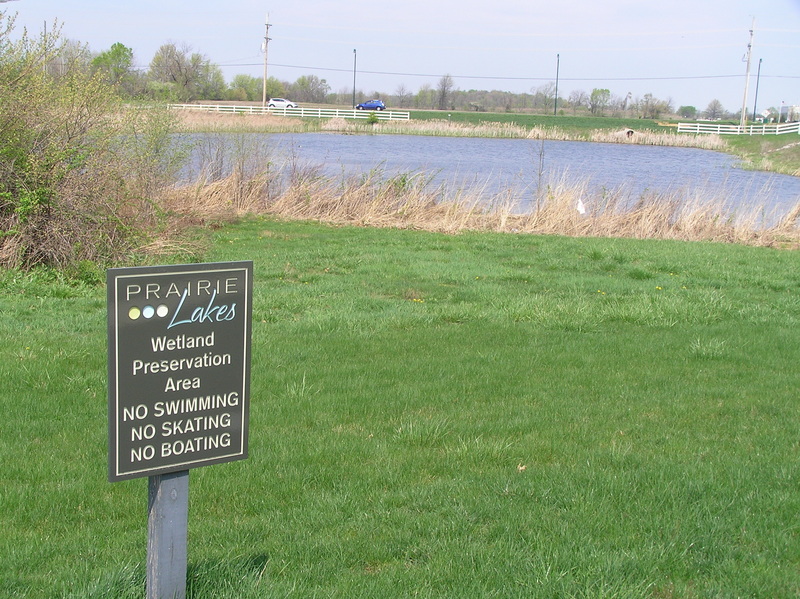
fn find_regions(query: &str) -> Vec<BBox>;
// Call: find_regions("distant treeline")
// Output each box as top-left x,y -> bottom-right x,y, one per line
42,26 -> 754,121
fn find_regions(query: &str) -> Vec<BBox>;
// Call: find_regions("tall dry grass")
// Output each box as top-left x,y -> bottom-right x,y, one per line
177,110 -> 313,133
320,118 -> 728,149
589,128 -> 727,150
163,153 -> 800,248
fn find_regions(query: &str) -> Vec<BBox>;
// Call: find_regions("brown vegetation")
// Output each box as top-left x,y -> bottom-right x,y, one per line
176,109 -> 311,134
164,158 -> 800,249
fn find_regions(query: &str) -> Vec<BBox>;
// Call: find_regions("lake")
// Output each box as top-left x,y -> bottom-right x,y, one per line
186,133 -> 800,216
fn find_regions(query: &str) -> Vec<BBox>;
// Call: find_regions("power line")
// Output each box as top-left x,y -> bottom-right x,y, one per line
210,61 -> 799,84
132,57 -> 800,85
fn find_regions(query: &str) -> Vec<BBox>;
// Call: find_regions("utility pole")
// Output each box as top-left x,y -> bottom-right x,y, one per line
352,49 -> 357,108
554,54 -> 560,116
261,13 -> 271,108
739,18 -> 755,128
752,58 -> 762,121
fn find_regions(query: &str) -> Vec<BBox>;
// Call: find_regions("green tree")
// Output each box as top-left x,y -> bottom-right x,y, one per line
289,74 -> 330,103
678,105 -> 697,119
637,93 -> 672,119
91,42 -> 134,86
197,62 -> 226,100
264,77 -> 285,101
228,74 -> 262,101
415,83 -> 435,109
588,88 -> 611,115
226,75 -> 284,103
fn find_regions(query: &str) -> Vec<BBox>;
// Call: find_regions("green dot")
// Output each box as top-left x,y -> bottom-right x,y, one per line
129,307 -> 141,320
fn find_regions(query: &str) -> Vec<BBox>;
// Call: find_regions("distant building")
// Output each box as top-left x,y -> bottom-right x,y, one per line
779,105 -> 800,122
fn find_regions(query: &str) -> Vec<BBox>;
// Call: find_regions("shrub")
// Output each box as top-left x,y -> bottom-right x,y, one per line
0,12 -> 186,270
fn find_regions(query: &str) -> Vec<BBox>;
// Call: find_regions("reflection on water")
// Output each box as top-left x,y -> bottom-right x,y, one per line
183,132 -> 800,216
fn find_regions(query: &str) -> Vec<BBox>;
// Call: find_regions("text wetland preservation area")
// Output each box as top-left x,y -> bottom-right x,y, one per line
108,262 -> 253,482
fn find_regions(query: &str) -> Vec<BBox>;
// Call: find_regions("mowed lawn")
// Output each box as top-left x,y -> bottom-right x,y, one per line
2,217 -> 799,598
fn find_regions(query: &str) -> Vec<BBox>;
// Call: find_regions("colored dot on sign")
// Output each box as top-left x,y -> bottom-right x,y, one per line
129,307 -> 141,320
156,305 -> 169,318
142,305 -> 155,319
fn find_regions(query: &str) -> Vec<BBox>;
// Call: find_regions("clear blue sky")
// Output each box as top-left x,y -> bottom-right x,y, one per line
7,0 -> 800,113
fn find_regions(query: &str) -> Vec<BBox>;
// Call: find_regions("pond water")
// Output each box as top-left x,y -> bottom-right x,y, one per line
186,132 -> 800,217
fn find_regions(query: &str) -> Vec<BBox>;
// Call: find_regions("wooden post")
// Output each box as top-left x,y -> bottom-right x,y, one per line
147,471 -> 189,599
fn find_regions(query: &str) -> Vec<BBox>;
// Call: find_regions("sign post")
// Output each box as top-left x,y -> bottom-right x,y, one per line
107,261 -> 253,599
147,471 -> 189,599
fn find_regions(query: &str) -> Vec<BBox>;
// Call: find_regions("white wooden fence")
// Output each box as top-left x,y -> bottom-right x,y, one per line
169,103 -> 410,121
677,121 -> 800,135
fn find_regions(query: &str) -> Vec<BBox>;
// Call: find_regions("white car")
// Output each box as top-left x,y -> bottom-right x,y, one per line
268,98 -> 298,109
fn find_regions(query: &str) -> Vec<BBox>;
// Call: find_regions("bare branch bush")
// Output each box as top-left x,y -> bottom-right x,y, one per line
0,13 -> 188,270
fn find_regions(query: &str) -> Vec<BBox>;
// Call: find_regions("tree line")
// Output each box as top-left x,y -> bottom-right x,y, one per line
48,29 -> 790,122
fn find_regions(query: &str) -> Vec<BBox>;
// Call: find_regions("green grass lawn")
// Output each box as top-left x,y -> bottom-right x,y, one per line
2,218 -> 800,598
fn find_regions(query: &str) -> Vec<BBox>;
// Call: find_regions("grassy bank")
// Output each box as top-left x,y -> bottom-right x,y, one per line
2,218 -> 799,598
726,133 -> 800,176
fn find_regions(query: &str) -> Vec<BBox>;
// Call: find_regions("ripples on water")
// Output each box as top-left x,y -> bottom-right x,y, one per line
184,132 -> 800,217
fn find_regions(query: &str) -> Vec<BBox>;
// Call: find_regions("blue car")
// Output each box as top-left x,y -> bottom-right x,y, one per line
356,99 -> 386,111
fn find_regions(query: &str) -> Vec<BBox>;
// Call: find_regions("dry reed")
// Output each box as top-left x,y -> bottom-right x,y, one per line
589,128 -> 727,150
165,156 -> 800,248
177,110 -> 312,133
